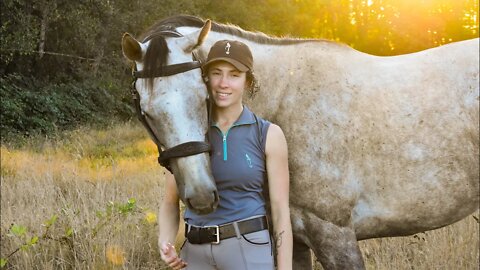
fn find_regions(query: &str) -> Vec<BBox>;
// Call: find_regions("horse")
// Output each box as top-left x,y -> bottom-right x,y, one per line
121,15 -> 479,269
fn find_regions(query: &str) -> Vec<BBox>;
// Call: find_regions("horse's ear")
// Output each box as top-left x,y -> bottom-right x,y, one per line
184,19 -> 211,51
197,19 -> 211,47
122,33 -> 142,61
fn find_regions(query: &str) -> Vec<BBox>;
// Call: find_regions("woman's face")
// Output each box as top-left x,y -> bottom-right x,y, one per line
207,61 -> 247,109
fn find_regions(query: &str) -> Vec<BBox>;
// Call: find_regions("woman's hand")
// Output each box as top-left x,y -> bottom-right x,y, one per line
160,241 -> 187,269
158,172 -> 185,269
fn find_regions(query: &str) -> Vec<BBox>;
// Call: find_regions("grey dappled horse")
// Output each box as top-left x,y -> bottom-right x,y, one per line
122,15 -> 479,269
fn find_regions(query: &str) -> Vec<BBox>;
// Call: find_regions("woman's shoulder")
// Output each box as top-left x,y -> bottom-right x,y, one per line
265,123 -> 288,157
266,123 -> 285,139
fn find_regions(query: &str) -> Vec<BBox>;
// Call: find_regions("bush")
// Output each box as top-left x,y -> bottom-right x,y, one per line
0,74 -> 133,140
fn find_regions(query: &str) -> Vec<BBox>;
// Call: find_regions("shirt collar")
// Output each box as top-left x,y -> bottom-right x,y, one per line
235,105 -> 256,125
211,105 -> 256,127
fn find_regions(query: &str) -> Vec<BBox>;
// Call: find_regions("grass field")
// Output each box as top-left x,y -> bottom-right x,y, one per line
1,122 -> 478,269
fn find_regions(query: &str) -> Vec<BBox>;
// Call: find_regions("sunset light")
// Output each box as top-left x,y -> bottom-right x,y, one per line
305,0 -> 479,54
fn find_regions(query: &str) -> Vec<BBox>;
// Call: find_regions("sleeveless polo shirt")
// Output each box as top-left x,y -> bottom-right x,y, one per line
184,106 -> 270,226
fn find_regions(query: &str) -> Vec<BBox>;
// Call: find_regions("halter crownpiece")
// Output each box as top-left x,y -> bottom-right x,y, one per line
203,40 -> 253,72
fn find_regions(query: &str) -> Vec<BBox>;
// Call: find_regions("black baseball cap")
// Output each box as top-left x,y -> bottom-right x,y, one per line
203,40 -> 253,72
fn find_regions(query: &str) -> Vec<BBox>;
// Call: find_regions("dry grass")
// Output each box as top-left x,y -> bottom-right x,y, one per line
314,216 -> 479,270
1,121 -> 478,269
1,122 -> 167,269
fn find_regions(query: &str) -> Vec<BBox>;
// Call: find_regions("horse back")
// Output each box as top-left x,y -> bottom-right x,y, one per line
269,39 -> 479,237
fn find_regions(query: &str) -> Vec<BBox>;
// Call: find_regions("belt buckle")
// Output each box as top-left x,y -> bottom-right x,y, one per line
206,225 -> 220,244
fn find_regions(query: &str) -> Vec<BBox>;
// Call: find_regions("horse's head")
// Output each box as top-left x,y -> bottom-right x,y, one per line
121,20 -> 218,215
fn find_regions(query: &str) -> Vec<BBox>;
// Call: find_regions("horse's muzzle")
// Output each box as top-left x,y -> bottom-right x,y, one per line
186,190 -> 219,215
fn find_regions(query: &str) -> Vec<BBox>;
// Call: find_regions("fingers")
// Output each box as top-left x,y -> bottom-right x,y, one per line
160,242 -> 187,269
170,257 -> 187,269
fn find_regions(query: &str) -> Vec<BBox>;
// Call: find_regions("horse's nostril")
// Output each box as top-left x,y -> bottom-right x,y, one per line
185,191 -> 218,214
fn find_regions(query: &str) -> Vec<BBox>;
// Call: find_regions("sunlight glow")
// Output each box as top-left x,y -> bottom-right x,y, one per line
463,9 -> 479,34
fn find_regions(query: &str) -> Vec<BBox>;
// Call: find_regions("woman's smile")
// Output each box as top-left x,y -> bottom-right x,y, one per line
216,92 -> 232,98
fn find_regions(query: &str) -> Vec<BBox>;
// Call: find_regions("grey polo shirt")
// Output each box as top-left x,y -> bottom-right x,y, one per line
184,106 -> 270,226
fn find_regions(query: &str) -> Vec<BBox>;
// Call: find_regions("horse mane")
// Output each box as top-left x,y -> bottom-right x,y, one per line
138,15 -> 331,89
140,14 -> 323,45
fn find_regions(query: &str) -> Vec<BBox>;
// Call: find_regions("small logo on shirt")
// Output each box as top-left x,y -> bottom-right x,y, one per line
245,153 -> 253,168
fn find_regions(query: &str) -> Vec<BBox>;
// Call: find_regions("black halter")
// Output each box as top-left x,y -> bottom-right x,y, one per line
130,31 -> 211,173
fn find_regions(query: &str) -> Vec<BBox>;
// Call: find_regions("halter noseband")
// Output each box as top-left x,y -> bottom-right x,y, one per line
130,30 -> 210,173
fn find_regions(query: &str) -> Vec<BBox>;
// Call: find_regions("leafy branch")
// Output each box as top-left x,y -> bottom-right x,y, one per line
0,214 -> 71,268
91,198 -> 138,238
1,198 -> 141,268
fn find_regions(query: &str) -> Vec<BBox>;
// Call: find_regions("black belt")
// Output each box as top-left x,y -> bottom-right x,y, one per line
185,216 -> 268,244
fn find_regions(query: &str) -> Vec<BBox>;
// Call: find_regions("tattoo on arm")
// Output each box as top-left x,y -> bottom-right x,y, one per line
274,230 -> 285,251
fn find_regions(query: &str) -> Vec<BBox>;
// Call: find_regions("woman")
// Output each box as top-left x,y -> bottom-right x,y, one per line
158,40 -> 292,270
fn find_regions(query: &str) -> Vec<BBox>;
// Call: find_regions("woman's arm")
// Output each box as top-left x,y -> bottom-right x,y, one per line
265,124 -> 293,270
158,171 -> 187,270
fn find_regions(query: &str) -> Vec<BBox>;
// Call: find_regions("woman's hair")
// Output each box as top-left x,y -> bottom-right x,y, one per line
246,70 -> 259,98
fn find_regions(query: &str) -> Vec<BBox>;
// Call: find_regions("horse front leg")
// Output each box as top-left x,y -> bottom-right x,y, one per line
293,239 -> 313,270
291,206 -> 313,270
290,206 -> 365,270
305,214 -> 365,270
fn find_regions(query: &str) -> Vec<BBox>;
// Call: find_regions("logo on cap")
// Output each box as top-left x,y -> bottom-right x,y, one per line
225,42 -> 231,55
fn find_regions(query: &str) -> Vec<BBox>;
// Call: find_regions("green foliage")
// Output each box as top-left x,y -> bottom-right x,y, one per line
119,198 -> 137,215
92,198 -> 139,237
0,74 -> 132,140
1,198 -> 147,268
9,225 -> 27,237
0,258 -> 7,268
0,0 -> 41,65
43,215 -> 58,228
2,223 -> 41,266
65,228 -> 73,237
